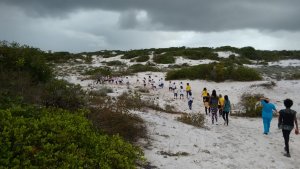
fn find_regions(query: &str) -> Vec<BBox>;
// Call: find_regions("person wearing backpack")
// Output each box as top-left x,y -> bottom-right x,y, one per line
278,99 -> 299,157
210,90 -> 219,125
222,95 -> 231,126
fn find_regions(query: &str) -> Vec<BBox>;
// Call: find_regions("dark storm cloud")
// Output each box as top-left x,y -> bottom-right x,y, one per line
2,0 -> 300,32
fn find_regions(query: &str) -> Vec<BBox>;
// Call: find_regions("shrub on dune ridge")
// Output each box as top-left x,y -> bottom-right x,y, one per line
166,62 -> 262,82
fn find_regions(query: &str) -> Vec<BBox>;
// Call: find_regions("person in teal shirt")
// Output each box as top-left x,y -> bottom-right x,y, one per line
260,97 -> 277,135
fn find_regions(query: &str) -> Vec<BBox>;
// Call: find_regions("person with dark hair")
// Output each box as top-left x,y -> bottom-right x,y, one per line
210,90 -> 219,124
222,95 -> 231,125
186,83 -> 191,98
202,88 -> 208,102
260,97 -> 277,135
204,93 -> 211,116
188,92 -> 193,110
278,99 -> 299,157
218,94 -> 224,117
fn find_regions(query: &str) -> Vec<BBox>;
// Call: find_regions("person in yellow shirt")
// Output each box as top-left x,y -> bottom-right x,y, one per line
186,83 -> 191,98
202,88 -> 208,103
218,94 -> 225,117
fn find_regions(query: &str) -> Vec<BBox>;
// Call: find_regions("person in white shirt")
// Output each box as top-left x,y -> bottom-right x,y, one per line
179,86 -> 184,99
188,92 -> 193,110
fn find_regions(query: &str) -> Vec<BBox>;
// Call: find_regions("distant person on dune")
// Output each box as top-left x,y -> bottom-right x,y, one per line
204,93 -> 210,116
222,95 -> 231,126
260,97 -> 277,135
186,83 -> 191,98
202,88 -> 208,103
179,86 -> 184,99
210,90 -> 219,125
278,99 -> 299,158
188,92 -> 193,110
218,94 -> 224,117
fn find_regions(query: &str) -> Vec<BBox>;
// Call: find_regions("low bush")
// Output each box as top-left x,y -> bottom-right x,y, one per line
177,113 -> 205,128
106,60 -> 125,66
42,79 -> 87,111
236,93 -> 264,117
166,62 -> 262,82
0,106 -> 143,168
250,81 -> 276,89
83,67 -> 111,76
136,55 -> 150,62
128,64 -> 159,73
88,92 -> 147,142
153,53 -> 175,64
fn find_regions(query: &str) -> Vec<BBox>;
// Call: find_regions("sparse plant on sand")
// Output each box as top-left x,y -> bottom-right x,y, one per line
234,93 -> 264,117
177,113 -> 205,128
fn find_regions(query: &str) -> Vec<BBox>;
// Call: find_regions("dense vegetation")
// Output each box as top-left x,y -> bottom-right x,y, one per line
166,62 -> 262,82
0,41 -> 144,168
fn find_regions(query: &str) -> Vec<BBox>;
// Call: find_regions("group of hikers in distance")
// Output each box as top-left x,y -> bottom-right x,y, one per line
167,81 -> 231,126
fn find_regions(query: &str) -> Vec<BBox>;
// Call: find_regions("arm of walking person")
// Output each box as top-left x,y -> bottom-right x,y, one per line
295,113 -> 299,135
278,110 -> 283,129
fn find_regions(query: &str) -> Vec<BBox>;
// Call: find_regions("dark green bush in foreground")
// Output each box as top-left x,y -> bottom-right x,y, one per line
0,106 -> 143,169
166,62 -> 262,82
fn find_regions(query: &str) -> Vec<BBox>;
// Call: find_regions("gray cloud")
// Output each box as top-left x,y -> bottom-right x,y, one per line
2,0 -> 300,32
1,1 -> 300,52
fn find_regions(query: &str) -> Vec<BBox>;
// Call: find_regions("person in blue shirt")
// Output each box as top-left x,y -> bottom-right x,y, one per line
222,95 -> 231,126
260,97 -> 277,135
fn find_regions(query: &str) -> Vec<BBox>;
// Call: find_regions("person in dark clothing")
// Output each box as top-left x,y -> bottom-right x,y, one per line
278,99 -> 299,158
209,90 -> 219,125
222,95 -> 231,126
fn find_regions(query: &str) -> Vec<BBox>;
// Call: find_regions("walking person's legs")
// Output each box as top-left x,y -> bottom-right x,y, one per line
263,118 -> 268,134
282,129 -> 292,157
225,111 -> 229,125
222,111 -> 226,123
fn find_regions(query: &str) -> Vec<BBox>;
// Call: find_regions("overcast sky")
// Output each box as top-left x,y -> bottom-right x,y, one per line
1,0 -> 300,52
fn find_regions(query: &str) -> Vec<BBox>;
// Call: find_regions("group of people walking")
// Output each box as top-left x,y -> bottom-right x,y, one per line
260,97 -> 299,157
201,88 -> 231,126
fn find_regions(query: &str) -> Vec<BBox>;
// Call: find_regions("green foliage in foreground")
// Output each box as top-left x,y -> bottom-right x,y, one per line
166,62 -> 262,82
0,106 -> 143,169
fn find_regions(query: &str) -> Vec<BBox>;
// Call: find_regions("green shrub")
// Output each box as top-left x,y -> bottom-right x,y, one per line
177,113 -> 205,128
183,50 -> 218,60
88,92 -> 147,142
153,53 -> 175,64
0,106 -> 143,169
290,73 -> 300,80
0,41 -> 53,82
166,62 -> 262,82
236,93 -> 264,117
83,67 -> 111,76
136,55 -> 150,62
106,60 -> 125,66
42,79 -> 87,111
128,64 -> 159,73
